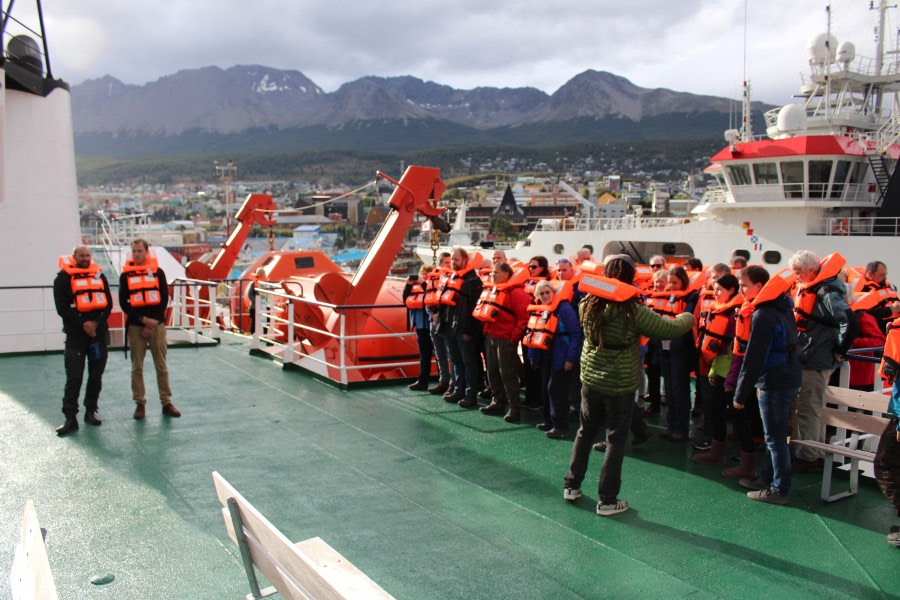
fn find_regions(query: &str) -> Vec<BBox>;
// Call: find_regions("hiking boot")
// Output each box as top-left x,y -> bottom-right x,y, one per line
593,441 -> 607,452
563,487 -> 582,501
457,397 -> 478,409
407,381 -> 429,391
503,410 -> 521,423
480,403 -> 506,415
55,418 -> 79,436
443,392 -> 464,404
162,403 -> 182,418
84,411 -> 102,426
428,381 -> 450,395
739,477 -> 767,491
888,529 -> 900,548
545,428 -> 569,439
536,422 -> 552,431
747,487 -> 789,505
478,387 -> 492,400
133,404 -> 146,420
596,499 -> 629,516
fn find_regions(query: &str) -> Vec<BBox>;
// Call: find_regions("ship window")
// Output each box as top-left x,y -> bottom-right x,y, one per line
780,161 -> 804,198
830,160 -> 851,199
849,161 -> 868,183
713,172 -> 727,187
762,250 -> 782,265
294,256 -> 315,269
732,249 -> 750,261
752,162 -> 779,185
553,244 -> 565,254
808,160 -> 832,199
726,164 -> 752,186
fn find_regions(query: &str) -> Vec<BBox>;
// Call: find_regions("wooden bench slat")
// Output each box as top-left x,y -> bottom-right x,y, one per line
11,500 -> 59,600
295,537 -> 396,600
212,471 -> 396,600
820,406 -> 889,436
213,473 -> 345,600
822,386 -> 890,412
791,439 -> 873,461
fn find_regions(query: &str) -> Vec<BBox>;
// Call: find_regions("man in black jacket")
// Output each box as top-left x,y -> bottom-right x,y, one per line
441,247 -> 484,411
53,246 -> 113,435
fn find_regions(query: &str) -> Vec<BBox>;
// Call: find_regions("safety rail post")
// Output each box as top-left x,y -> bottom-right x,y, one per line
286,300 -> 295,364
209,283 -> 220,339
250,292 -> 260,350
191,283 -> 201,340
339,308 -> 347,385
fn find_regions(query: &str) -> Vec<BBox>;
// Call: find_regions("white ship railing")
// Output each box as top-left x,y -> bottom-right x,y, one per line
532,216 -> 692,232
249,284 -> 422,387
0,281 -> 220,354
808,216 -> 900,237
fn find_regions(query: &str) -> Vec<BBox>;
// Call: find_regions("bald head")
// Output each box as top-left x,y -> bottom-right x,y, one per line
73,246 -> 92,269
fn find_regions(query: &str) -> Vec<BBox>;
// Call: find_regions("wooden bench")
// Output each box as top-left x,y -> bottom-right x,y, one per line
212,471 -> 396,600
10,500 -> 59,600
791,386 -> 891,502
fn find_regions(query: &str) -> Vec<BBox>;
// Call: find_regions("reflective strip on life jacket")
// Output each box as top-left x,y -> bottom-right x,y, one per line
646,291 -> 686,319
522,310 -> 558,350
578,274 -> 638,303
125,267 -> 162,308
793,253 -> 845,331
423,270 -> 449,307
59,255 -> 109,313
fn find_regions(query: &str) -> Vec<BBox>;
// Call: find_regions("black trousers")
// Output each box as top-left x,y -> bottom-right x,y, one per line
876,418 -> 900,518
62,333 -> 108,418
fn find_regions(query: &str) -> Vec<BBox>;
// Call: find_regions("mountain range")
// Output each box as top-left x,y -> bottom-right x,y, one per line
71,66 -> 771,157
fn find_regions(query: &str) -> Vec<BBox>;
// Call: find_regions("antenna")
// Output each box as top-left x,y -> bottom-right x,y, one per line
741,0 -> 753,141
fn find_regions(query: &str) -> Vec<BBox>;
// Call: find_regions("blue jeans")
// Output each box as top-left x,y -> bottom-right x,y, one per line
447,332 -> 481,399
429,328 -> 450,384
758,386 -> 800,495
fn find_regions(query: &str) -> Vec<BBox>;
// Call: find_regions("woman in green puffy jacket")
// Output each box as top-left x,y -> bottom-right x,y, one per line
563,255 -> 694,516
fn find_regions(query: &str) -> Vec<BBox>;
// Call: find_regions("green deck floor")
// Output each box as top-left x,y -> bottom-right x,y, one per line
2,338 -> 899,599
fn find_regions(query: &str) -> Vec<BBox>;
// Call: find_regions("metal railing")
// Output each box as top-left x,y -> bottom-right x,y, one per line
808,215 -> 900,237
250,285 -> 422,386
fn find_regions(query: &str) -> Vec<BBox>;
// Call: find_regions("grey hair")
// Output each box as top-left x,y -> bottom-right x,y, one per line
788,250 -> 820,273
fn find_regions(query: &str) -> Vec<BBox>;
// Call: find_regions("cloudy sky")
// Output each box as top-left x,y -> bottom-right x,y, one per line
9,0 -> 891,104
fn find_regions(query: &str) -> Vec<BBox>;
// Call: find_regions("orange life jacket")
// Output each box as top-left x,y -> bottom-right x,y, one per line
646,290 -> 687,319
733,269 -> 798,356
879,317 -> 900,382
521,280 -> 575,350
439,253 -> 484,306
687,270 -> 708,294
59,255 -> 109,313
405,281 -> 427,310
852,287 -> 899,313
523,275 -> 547,297
423,269 -> 449,307
633,265 -> 653,289
578,273 -> 638,303
793,253 -> 846,332
695,289 -> 716,337
472,267 -> 529,322
122,254 -> 162,308
699,294 -> 743,364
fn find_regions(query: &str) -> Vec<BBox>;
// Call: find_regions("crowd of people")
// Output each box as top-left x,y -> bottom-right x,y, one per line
404,246 -> 900,540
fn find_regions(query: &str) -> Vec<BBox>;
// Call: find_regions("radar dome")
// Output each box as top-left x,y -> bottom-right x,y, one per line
6,35 -> 43,75
724,129 -> 740,143
806,33 -> 838,64
776,104 -> 807,134
836,41 -> 856,65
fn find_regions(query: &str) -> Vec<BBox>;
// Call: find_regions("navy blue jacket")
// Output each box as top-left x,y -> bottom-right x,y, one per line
527,300 -> 583,371
734,293 -> 802,403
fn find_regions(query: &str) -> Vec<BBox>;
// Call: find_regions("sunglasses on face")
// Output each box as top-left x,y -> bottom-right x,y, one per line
651,263 -> 664,269
529,264 -> 540,269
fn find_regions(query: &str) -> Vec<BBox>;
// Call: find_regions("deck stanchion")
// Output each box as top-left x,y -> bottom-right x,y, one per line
339,309 -> 347,385
286,301 -> 295,364
209,284 -> 219,339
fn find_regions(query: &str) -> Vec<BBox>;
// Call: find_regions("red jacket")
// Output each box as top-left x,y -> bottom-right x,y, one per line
850,311 -> 886,387
483,285 -> 531,343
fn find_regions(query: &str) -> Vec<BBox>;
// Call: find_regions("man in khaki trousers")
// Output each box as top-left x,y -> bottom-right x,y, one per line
119,239 -> 181,419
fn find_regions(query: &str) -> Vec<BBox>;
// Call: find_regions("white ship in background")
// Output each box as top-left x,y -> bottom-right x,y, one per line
468,1 -> 900,273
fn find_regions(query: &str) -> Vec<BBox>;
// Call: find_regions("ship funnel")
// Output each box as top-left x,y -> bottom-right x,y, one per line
6,35 -> 44,76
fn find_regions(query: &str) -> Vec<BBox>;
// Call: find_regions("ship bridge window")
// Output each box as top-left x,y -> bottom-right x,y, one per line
753,162 -> 779,185
808,160 -> 832,199
849,161 -> 868,184
781,161 -> 804,198
726,164 -> 752,186
830,160 -> 851,199
713,172 -> 727,187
